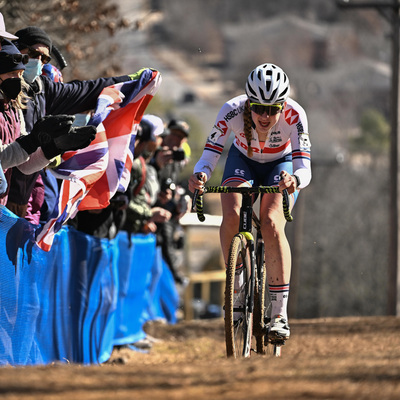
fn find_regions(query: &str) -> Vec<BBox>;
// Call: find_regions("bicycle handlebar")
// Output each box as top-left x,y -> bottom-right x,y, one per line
192,185 -> 293,223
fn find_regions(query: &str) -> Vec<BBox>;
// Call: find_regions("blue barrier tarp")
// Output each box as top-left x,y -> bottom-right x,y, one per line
113,232 -> 157,346
0,206 -> 178,366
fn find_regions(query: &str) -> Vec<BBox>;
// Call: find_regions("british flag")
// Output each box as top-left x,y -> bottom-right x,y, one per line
35,68 -> 162,251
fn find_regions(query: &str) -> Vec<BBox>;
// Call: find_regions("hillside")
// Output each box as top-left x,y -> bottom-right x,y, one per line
1,0 -> 395,318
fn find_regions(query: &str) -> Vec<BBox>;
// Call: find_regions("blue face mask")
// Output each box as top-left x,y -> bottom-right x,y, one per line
23,59 -> 43,83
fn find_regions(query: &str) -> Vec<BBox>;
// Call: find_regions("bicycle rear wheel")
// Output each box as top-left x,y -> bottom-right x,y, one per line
225,234 -> 252,358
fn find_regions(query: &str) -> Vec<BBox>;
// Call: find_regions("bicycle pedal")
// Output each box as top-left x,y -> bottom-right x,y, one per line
260,325 -> 269,336
269,338 -> 286,346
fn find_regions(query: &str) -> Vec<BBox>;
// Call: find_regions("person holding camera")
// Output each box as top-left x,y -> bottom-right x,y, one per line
123,115 -> 172,235
150,119 -> 191,286
150,119 -> 190,181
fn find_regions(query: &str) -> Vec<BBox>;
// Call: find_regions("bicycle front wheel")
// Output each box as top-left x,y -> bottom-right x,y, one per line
225,234 -> 252,358
253,235 -> 266,355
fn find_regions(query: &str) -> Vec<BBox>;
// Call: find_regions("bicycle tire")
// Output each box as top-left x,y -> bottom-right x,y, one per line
225,234 -> 253,358
253,235 -> 266,355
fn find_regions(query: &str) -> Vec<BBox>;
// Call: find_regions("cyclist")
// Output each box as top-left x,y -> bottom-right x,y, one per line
188,63 -> 311,341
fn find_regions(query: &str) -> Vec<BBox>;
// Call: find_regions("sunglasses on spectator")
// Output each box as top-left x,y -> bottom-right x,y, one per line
250,102 -> 284,116
21,44 -> 52,64
0,52 -> 29,65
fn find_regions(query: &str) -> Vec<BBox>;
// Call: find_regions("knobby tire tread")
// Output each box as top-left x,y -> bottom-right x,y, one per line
224,234 -> 252,358
224,240 -> 236,357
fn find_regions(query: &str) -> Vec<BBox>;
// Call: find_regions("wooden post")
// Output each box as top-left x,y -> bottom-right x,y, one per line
337,0 -> 400,315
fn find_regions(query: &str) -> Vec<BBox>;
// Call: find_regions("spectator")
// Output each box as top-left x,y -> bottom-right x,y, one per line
123,114 -> 170,236
5,25 -> 140,221
0,12 -> 18,48
0,39 -> 96,206
152,119 -> 190,185
151,119 -> 191,286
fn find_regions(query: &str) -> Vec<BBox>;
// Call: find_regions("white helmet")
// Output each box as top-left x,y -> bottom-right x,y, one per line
245,63 -> 290,104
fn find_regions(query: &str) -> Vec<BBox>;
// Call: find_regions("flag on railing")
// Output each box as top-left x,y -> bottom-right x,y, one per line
35,68 -> 162,251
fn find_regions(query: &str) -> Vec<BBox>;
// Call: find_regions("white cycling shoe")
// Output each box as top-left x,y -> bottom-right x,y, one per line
268,315 -> 290,340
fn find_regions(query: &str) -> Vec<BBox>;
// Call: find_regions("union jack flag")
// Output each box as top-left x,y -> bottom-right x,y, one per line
35,68 -> 162,251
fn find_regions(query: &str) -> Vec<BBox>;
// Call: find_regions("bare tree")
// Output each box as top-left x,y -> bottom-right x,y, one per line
2,0 -> 132,81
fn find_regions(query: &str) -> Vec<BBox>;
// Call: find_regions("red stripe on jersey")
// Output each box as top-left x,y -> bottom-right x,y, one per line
205,143 -> 223,153
262,140 -> 291,154
292,151 -> 311,159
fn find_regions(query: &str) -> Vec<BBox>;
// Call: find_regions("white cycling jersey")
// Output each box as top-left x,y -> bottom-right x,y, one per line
194,94 -> 312,189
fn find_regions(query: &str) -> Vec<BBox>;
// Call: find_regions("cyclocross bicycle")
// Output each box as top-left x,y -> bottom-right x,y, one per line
192,184 -> 292,358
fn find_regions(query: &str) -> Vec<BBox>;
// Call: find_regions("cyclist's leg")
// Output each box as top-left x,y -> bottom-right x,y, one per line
220,146 -> 254,263
220,146 -> 254,322
258,157 -> 299,339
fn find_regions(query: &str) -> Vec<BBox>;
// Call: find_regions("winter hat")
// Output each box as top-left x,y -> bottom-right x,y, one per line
0,13 -> 18,40
0,39 -> 27,75
138,115 -> 164,142
167,119 -> 190,137
14,26 -> 52,52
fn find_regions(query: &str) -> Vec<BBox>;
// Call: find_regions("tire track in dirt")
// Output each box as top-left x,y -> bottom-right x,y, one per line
0,316 -> 399,399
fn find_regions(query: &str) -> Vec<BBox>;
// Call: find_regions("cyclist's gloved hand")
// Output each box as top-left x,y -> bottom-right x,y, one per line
16,115 -> 75,155
0,162 -> 7,195
41,125 -> 97,159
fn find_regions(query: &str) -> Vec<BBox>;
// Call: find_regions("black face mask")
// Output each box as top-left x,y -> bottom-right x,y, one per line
0,77 -> 22,100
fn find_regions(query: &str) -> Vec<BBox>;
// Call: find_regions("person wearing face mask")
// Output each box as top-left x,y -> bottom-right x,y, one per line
0,39 -> 97,206
15,26 -> 52,84
5,25 -> 142,220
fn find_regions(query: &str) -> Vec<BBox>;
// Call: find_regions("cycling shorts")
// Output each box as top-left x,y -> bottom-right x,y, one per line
221,145 -> 299,204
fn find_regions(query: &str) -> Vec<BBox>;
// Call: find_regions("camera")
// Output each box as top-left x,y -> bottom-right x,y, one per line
160,177 -> 176,192
172,148 -> 185,161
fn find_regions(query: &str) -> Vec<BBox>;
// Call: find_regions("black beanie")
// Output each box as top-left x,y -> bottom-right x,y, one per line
14,26 -> 52,52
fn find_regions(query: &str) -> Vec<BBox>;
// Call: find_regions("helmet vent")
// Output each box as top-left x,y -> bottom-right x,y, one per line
281,87 -> 288,97
270,87 -> 278,101
259,87 -> 266,101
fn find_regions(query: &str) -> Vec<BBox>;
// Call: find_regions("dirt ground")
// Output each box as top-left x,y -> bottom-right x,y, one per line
0,316 -> 399,399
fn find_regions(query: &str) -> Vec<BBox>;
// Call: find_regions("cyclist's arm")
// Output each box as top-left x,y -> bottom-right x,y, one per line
290,105 -> 311,189
193,101 -> 234,179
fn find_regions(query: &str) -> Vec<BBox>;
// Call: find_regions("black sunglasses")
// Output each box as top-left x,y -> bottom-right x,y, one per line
0,52 -> 29,65
19,43 -> 51,64
27,46 -> 51,64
